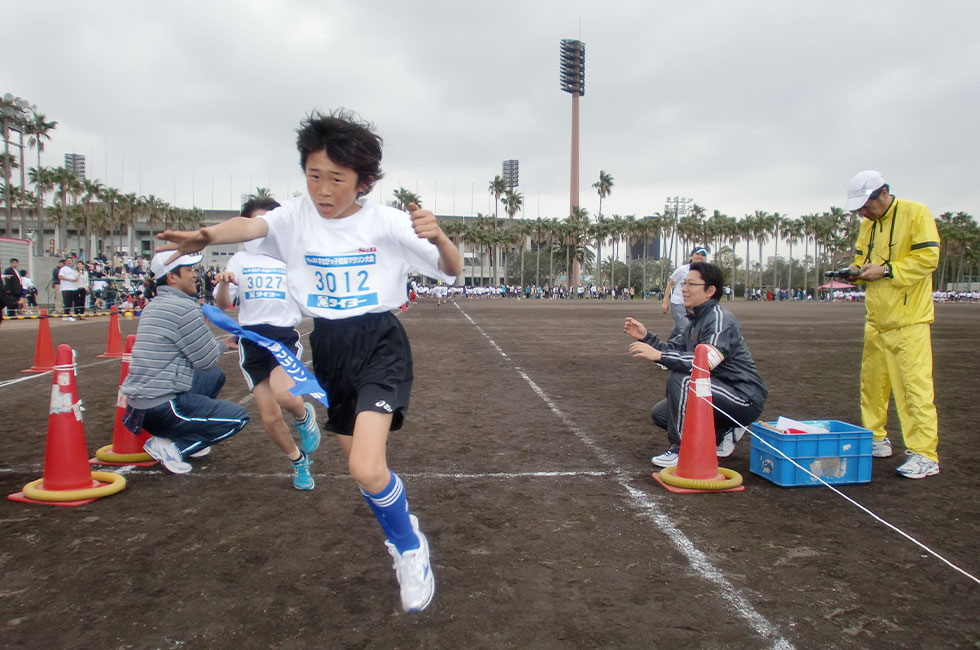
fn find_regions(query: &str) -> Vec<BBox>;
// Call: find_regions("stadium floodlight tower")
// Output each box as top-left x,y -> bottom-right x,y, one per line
502,159 -> 519,189
560,38 -> 585,285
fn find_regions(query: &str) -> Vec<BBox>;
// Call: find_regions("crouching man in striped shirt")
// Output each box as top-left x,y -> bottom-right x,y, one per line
120,251 -> 249,474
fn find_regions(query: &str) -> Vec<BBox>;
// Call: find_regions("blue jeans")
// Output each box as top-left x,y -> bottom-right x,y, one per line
668,302 -> 689,341
142,367 -> 249,458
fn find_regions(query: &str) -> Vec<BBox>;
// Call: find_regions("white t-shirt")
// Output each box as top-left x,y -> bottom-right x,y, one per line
58,265 -> 79,291
669,263 -> 691,305
216,250 -> 302,327
256,197 -> 455,319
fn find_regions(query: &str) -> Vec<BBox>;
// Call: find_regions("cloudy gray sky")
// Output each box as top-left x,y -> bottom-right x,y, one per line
4,0 -> 978,224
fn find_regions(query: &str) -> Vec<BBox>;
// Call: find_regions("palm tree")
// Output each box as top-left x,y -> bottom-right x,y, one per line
588,216 -> 609,287
531,217 -> 549,286
606,214 -> 626,289
501,188 -> 523,221
592,170 -> 614,222
749,211 -> 773,290
51,166 -> 81,251
248,187 -> 275,201
488,176 -> 507,284
25,112 -> 58,254
511,219 -> 533,285
621,215 -> 638,289
391,187 -> 421,212
781,218 -> 804,293
770,212 -> 787,289
800,213 -> 821,292
117,193 -> 142,254
78,179 -> 104,256
99,186 -> 122,253
739,214 -> 756,292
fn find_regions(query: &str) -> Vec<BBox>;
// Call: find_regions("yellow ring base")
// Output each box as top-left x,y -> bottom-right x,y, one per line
95,444 -> 152,463
22,471 -> 126,502
659,466 -> 743,491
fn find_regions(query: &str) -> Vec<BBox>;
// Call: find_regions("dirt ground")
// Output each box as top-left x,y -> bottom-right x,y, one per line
1,298 -> 978,649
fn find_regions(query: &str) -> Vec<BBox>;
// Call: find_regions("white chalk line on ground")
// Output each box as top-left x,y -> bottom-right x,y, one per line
452,302 -> 794,650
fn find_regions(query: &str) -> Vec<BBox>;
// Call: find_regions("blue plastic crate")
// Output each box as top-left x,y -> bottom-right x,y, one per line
749,420 -> 873,487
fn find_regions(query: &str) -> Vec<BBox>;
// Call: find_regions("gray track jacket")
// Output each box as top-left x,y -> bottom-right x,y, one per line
641,298 -> 768,407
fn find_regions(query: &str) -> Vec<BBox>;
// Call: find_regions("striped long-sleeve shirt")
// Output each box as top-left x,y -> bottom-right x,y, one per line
121,285 -> 225,408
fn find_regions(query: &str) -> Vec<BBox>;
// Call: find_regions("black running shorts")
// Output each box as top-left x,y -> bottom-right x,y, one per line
310,311 -> 413,435
238,324 -> 302,389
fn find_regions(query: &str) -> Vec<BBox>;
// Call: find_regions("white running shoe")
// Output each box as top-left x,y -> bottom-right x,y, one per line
385,514 -> 435,612
651,449 -> 679,468
716,427 -> 746,458
143,436 -> 192,474
872,438 -> 893,458
896,451 -> 939,479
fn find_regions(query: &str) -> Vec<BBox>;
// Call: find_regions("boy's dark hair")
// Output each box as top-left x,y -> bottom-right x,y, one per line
296,109 -> 384,197
241,197 -> 281,218
9,258 -> 18,264
689,261 -> 724,299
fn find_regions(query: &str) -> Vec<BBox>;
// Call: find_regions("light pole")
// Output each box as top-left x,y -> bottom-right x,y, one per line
664,196 -> 694,266
560,39 -> 585,286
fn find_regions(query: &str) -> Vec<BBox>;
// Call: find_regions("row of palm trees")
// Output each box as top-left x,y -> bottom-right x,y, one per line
438,199 -> 980,293
3,96 -> 976,289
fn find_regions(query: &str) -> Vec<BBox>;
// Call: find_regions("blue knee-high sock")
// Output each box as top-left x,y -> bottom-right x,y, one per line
360,471 -> 420,553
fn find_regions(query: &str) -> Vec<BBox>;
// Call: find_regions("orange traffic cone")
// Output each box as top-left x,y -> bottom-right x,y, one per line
91,335 -> 154,466
21,308 -> 56,373
96,305 -> 124,358
8,345 -> 126,506
653,343 -> 744,493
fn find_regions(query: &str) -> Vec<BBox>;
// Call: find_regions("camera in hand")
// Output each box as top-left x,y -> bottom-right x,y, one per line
824,268 -> 859,279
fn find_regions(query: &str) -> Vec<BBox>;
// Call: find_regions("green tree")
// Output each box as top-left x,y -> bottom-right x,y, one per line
488,176 -> 507,284
592,170 -> 613,221
391,187 -> 421,212
25,112 -> 58,254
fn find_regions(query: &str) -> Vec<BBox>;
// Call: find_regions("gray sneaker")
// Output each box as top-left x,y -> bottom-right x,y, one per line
872,438 -> 893,458
144,436 -> 192,474
896,451 -> 939,479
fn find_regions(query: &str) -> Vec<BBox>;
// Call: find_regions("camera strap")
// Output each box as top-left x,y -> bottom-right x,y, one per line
864,198 -> 898,267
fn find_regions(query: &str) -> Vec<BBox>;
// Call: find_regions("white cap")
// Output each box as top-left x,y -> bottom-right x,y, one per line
845,170 -> 886,211
150,251 -> 203,277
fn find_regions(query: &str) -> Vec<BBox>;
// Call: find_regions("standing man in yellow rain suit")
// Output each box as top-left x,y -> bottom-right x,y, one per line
845,170 -> 941,479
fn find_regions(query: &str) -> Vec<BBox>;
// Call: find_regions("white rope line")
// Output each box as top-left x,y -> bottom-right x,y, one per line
454,303 -> 793,650
690,362 -> 980,587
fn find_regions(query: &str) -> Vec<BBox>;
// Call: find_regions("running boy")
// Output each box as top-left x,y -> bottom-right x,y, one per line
213,196 -> 321,490
157,109 -> 461,612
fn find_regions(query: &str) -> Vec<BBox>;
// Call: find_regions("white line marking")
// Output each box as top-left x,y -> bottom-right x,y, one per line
453,301 -> 794,650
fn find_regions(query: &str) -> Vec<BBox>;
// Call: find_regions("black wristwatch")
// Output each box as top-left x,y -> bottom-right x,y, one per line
883,265 -> 892,279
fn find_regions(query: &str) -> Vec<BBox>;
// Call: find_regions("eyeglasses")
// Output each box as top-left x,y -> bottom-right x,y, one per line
681,281 -> 706,288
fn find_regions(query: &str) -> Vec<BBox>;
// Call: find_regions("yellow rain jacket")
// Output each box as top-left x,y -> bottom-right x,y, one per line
852,197 -> 941,461
852,198 -> 940,331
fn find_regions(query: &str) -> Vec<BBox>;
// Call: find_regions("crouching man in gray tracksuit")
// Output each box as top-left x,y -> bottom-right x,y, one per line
121,251 -> 249,474
625,261 -> 768,469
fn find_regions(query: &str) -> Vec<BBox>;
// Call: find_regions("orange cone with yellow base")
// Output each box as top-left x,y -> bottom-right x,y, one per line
91,334 -> 154,466
96,305 -> 124,358
653,343 -> 744,493
21,309 -> 56,373
8,345 -> 126,506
